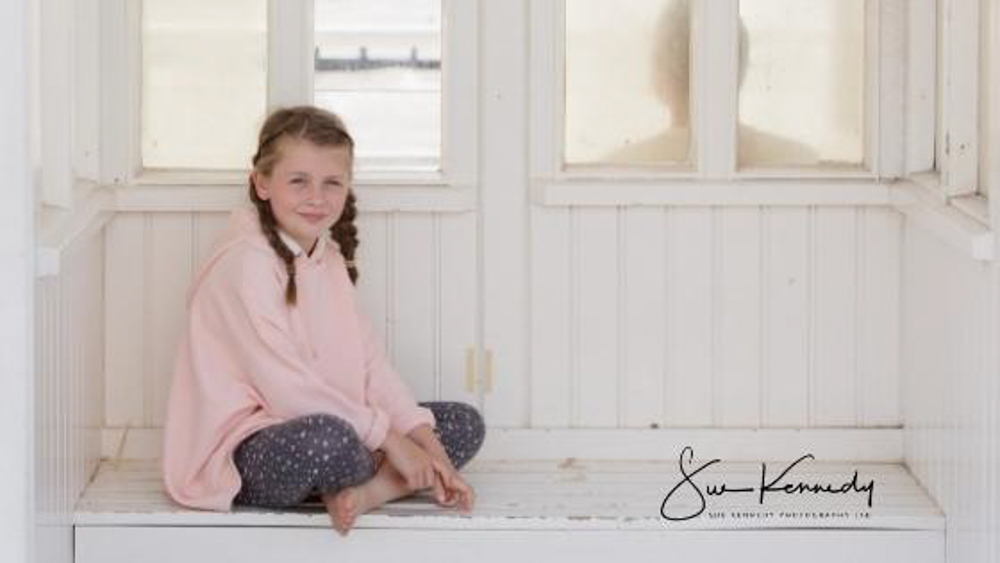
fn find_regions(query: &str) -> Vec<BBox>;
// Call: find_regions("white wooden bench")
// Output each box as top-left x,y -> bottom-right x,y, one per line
75,456 -> 943,563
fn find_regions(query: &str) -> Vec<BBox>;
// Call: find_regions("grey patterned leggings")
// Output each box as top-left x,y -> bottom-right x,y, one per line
233,401 -> 485,508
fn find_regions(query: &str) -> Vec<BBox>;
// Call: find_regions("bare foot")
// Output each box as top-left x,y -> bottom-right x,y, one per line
323,458 -> 411,536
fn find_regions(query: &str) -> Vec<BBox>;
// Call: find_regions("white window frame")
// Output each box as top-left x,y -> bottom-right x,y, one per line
102,0 -> 477,213
903,0 -> 989,224
529,0 -> 906,206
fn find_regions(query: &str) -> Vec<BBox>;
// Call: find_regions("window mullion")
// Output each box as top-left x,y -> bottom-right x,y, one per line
870,0 -> 906,179
695,0 -> 738,178
442,0 -> 478,188
905,0 -> 936,175
267,0 -> 314,110
529,0 -> 561,180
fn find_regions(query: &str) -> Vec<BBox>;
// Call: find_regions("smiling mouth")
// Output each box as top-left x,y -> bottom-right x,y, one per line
299,212 -> 328,224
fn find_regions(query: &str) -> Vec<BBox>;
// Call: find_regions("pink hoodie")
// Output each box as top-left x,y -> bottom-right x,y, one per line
162,207 -> 435,511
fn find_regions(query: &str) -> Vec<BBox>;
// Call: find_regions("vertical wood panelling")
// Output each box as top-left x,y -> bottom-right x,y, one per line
392,214 -> 438,401
574,208 -> 620,427
147,214 -> 193,426
438,213 -> 478,406
103,206 -> 903,436
902,223 -> 998,563
192,213 -> 230,272
716,208 -> 762,427
762,208 -> 810,426
356,213 -> 390,357
812,208 -> 858,426
859,208 -> 902,425
622,208 -> 666,428
36,226 -> 105,563
529,206 -> 572,426
666,208 -> 715,426
105,214 -> 146,426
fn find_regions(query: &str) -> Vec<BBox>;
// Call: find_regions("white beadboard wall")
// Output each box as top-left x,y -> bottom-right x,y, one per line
103,211 -> 479,439
104,205 -> 901,439
530,205 -> 901,429
901,223 -> 999,563
35,226 -> 106,563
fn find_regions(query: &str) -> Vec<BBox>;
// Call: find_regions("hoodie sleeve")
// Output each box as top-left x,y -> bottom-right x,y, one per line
196,247 -> 391,450
357,308 -> 437,437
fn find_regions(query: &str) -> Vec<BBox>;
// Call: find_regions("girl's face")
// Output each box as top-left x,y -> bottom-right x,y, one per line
253,138 -> 352,254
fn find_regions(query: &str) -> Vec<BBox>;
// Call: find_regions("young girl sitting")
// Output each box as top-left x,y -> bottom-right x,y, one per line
163,105 -> 485,535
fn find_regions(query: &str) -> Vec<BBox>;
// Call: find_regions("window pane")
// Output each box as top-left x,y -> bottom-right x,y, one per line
314,0 -> 441,170
142,0 -> 267,170
565,0 -> 692,166
738,0 -> 865,168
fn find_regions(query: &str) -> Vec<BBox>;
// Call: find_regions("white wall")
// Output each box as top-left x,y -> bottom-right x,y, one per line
901,223 -> 999,563
103,204 -> 902,443
0,0 -> 35,561
35,228 -> 106,563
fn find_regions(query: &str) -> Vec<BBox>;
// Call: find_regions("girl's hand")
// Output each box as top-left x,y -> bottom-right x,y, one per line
380,431 -> 446,493
429,460 -> 475,512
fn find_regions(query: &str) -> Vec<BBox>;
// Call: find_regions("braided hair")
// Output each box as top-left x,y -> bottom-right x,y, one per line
248,106 -> 360,305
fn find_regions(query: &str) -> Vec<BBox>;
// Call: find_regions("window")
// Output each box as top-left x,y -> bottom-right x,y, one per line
545,0 -> 895,182
314,0 -> 442,171
564,0 -> 691,166
738,0 -> 865,168
135,0 -> 475,186
141,0 -> 268,170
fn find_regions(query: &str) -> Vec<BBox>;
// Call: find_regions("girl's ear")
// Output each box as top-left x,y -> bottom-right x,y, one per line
252,171 -> 270,201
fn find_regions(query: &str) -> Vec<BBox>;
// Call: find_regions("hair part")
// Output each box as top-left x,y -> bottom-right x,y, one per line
248,106 -> 360,305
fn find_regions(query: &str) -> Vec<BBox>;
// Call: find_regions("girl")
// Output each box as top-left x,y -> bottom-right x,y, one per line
163,106 -> 485,536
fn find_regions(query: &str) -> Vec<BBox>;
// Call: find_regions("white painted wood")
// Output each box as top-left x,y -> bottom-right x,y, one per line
890,180 -> 994,261
355,213 -> 391,360
529,206 -> 572,426
480,0 -> 530,426
267,0 -> 313,109
906,0 -> 937,174
716,207 -> 762,427
762,208 -> 810,426
901,222 -> 998,563
696,0 -> 738,177
34,213 -> 106,563
114,184 -> 476,213
876,0 -> 906,178
666,208 -> 714,426
440,0 -> 479,189
536,180 -> 891,206
38,0 -> 74,208
0,4 -> 34,561
938,0 -> 981,196
77,526 -> 944,563
105,214 -> 147,427
811,208 -> 858,426
192,213 -> 230,271
73,0 -> 101,183
101,427 -> 906,464
437,213 -> 479,406
77,456 -> 939,528
98,0 -> 140,184
622,208 -> 666,428
147,214 -> 193,426
392,214 -> 438,401
858,208 -> 901,426
575,208 -> 620,426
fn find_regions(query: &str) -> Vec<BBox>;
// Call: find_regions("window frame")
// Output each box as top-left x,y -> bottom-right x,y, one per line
102,0 -> 477,210
903,0 -> 989,223
529,0 -> 906,206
